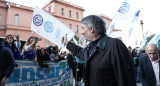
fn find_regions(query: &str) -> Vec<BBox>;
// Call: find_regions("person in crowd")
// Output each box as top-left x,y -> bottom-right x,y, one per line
138,44 -> 160,86
128,46 -> 132,58
132,48 -> 137,59
133,50 -> 140,82
139,49 -> 146,57
62,15 -> 136,86
36,48 -> 50,72
54,51 -> 66,62
66,52 -> 84,86
22,37 -> 37,60
0,41 -> 15,86
4,35 -> 21,59
47,45 -> 59,61
14,35 -> 21,51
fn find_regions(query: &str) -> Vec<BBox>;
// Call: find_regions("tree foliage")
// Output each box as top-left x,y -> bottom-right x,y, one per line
146,34 -> 155,45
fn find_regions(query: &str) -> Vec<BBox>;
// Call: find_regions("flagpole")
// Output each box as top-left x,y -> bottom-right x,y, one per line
140,20 -> 144,39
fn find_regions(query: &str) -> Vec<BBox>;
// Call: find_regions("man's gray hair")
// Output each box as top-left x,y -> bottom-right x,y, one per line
81,15 -> 106,36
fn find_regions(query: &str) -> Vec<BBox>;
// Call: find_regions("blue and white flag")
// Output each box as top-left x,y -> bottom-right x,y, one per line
140,28 -> 149,49
128,10 -> 140,38
107,0 -> 141,38
147,32 -> 160,46
31,7 -> 75,47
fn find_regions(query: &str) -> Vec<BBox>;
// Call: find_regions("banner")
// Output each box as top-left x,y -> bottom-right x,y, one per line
107,0 -> 141,39
31,7 -> 75,47
6,60 -> 73,86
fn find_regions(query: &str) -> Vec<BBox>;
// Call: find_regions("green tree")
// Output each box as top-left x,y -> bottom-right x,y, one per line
145,34 -> 155,46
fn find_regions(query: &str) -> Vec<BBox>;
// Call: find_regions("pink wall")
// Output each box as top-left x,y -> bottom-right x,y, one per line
0,0 -> 84,47
0,2 -> 7,27
7,7 -> 33,27
43,0 -> 84,36
0,0 -> 119,48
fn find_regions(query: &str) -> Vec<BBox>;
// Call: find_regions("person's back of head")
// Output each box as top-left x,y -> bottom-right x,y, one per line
128,46 -> 132,49
81,15 -> 106,36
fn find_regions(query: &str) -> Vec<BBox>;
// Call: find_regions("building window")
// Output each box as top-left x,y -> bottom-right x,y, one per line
48,6 -> 51,12
69,10 -> 72,17
76,12 -> 79,19
14,14 -> 19,26
69,24 -> 72,29
61,8 -> 64,15
0,14 -> 1,24
76,25 -> 79,34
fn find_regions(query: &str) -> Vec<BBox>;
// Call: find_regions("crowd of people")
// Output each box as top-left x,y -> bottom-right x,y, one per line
1,14 -> 160,86
0,34 -> 84,86
128,43 -> 160,86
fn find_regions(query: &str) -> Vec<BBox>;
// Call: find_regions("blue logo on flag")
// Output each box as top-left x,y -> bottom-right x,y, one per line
135,10 -> 140,17
44,21 -> 54,33
33,14 -> 43,26
118,2 -> 130,14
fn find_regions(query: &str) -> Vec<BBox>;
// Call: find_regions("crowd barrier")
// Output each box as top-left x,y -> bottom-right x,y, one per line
6,60 -> 73,86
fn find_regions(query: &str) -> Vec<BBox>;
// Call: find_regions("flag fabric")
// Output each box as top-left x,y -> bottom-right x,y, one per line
140,37 -> 147,49
128,10 -> 140,38
31,7 -> 75,47
140,29 -> 149,49
75,56 -> 84,63
147,32 -> 160,46
107,0 -> 141,38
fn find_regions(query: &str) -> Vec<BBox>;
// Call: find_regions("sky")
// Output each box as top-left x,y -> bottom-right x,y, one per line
6,0 -> 160,47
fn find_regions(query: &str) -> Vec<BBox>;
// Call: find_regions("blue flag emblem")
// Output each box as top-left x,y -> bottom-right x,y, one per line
44,21 -> 54,33
33,14 -> 43,26
118,2 -> 130,14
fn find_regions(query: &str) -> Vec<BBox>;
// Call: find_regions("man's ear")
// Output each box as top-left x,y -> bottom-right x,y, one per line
90,27 -> 94,33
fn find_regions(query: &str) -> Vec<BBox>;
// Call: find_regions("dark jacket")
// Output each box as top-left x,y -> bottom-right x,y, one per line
0,42 -> 15,78
37,49 -> 50,68
138,55 -> 157,86
66,34 -> 136,86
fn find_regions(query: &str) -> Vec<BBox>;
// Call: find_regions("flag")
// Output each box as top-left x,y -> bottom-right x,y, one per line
31,7 -> 75,47
128,10 -> 140,38
107,0 -> 141,38
140,28 -> 149,49
147,32 -> 160,46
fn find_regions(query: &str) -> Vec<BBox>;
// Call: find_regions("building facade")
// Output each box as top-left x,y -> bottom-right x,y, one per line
0,0 -> 121,48
0,0 -> 84,47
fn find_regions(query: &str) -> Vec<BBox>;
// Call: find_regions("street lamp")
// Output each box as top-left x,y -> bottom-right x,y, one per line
140,20 -> 144,39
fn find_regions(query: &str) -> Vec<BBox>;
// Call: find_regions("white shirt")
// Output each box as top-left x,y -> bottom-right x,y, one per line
14,40 -> 21,49
150,58 -> 160,86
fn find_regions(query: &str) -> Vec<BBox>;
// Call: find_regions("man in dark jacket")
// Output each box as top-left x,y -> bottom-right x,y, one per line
0,42 -> 15,86
138,44 -> 160,86
62,15 -> 136,86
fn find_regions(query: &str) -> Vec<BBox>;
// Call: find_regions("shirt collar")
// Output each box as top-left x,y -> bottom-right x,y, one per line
87,34 -> 109,50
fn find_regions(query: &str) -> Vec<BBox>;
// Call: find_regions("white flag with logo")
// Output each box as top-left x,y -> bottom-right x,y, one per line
107,0 -> 141,38
31,7 -> 75,47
